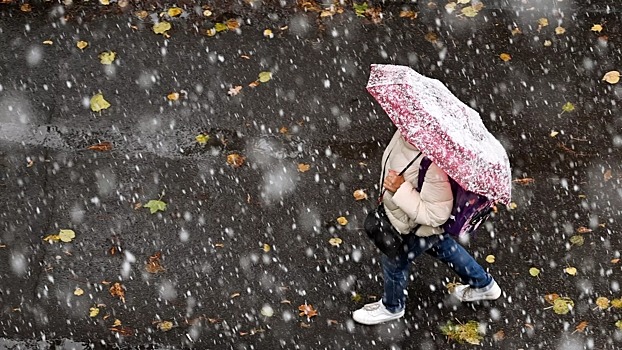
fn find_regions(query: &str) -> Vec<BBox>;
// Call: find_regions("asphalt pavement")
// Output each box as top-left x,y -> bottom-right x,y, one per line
1,0 -> 622,349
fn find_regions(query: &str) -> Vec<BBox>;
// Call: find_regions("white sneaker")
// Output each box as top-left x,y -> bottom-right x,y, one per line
452,281 -> 502,302
352,300 -> 405,325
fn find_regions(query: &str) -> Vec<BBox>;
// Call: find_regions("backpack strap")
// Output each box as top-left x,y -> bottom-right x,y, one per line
417,156 -> 433,192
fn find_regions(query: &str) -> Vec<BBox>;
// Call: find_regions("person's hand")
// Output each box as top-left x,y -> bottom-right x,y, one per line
383,170 -> 405,192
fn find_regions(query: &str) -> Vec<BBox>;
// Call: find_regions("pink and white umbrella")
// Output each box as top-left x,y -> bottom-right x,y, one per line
367,64 -> 512,204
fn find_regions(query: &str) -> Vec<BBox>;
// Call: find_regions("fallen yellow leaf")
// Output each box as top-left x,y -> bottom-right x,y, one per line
555,26 -> 566,35
58,229 -> 76,243
596,296 -> 610,309
90,93 -> 111,112
43,234 -> 60,242
603,71 -> 620,84
336,217 -> 348,226
76,41 -> 89,50
89,307 -> 100,317
485,255 -> 495,263
167,7 -> 183,17
263,29 -> 274,38
461,6 -> 479,17
538,18 -> 549,27
74,287 -> 84,296
329,237 -> 343,246
298,163 -> 310,172
167,92 -> 180,101
263,243 -> 271,252
43,40 -> 54,45
591,24 -> 603,32
157,321 -> 174,331
153,21 -> 172,34
98,51 -> 116,65
565,267 -> 578,276
499,53 -> 511,62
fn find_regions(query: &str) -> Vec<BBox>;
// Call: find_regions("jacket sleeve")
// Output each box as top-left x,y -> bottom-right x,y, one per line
391,163 -> 453,227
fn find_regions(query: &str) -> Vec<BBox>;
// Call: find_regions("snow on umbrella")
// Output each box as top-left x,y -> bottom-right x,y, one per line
366,64 -> 512,204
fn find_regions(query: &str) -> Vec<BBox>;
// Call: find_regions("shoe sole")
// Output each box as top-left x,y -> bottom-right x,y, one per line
353,312 -> 405,325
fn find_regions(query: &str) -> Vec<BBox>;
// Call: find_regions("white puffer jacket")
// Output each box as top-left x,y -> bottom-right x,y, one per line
381,131 -> 453,236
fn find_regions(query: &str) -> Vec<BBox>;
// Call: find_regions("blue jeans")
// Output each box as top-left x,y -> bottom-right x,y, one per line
382,234 -> 492,313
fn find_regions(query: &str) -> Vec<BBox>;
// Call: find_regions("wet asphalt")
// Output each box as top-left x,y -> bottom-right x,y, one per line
1,0 -> 622,349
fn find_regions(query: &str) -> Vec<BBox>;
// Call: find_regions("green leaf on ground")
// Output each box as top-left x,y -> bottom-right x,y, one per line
144,199 -> 167,214
196,134 -> 209,145
553,297 -> 574,315
570,235 -> 584,246
258,71 -> 272,83
562,102 -> 575,113
353,2 -> 368,17
215,23 -> 228,32
440,320 -> 482,345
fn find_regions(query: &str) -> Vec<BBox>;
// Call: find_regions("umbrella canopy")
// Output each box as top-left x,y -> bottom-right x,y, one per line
367,64 -> 512,204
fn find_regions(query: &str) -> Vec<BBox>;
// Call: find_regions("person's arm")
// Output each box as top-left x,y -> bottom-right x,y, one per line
388,163 -> 453,227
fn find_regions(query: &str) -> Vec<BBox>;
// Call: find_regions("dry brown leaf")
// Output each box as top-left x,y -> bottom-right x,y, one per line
228,86 -> 242,96
365,7 -> 383,24
298,163 -> 311,172
493,330 -> 505,341
399,10 -> 418,19
577,226 -> 593,234
298,304 -> 318,318
353,189 -> 368,200
109,282 -> 126,303
20,3 -> 32,12
145,252 -> 165,273
227,153 -> 245,167
424,32 -> 438,43
249,81 -> 260,88
109,326 -> 134,336
225,19 -> 240,30
88,141 -> 113,152
574,321 -> 588,333
604,169 -> 613,181
167,92 -> 179,101
513,178 -> 534,185
279,126 -> 288,134
545,293 -> 560,305
499,53 -> 511,62
612,258 -> 620,264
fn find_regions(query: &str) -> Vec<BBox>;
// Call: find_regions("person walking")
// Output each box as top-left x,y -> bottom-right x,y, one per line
352,130 -> 502,325
354,64 -> 512,325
